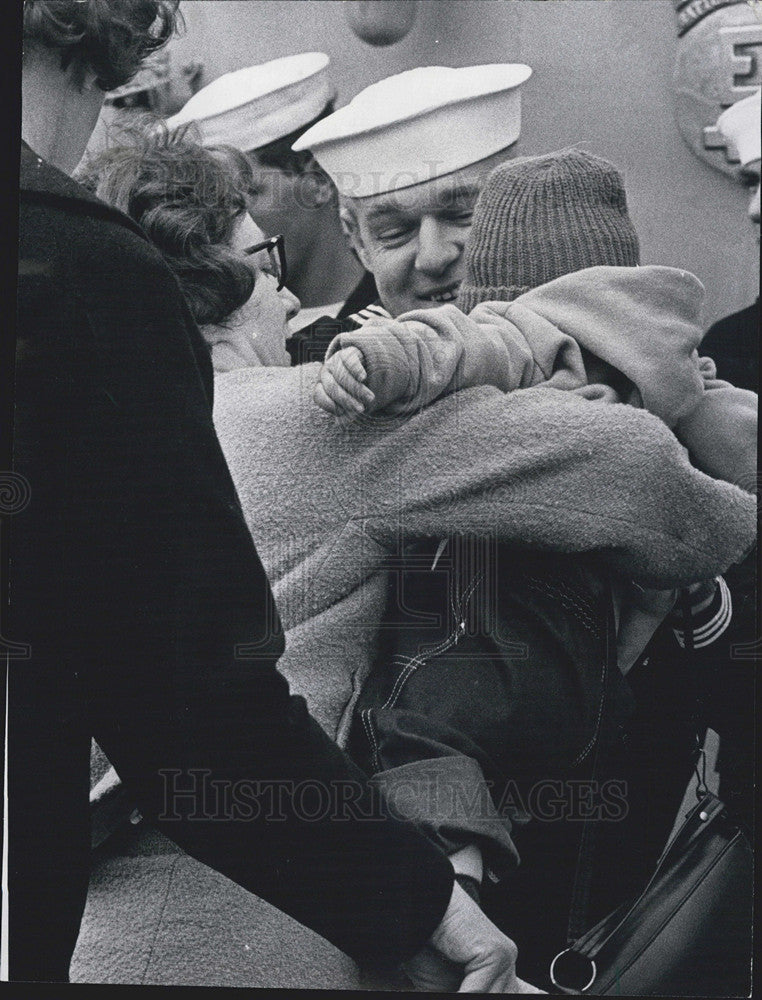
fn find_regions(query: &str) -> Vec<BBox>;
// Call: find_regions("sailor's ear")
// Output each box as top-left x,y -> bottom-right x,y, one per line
306,162 -> 337,208
340,200 -> 372,272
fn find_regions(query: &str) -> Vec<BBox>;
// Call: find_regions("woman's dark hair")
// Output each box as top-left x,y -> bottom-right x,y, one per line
23,0 -> 181,93
83,122 -> 256,326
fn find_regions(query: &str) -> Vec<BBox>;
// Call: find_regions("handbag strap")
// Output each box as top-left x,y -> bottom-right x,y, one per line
565,584 -> 705,944
565,575 -> 619,943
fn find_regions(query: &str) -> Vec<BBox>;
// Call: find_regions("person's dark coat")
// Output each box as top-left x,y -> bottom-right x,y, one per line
701,299 -> 759,393
699,303 -> 758,817
347,542 -> 702,986
339,269 -> 379,317
9,141 -> 453,982
285,271 -> 385,365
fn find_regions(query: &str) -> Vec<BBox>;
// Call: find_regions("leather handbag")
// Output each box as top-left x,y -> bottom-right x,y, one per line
549,590 -> 753,996
549,790 -> 753,995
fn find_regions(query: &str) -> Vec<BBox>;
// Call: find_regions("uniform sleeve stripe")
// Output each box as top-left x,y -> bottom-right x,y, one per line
673,577 -> 732,649
350,302 -> 393,326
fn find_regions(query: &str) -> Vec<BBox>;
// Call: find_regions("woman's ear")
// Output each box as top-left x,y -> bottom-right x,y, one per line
66,56 -> 100,94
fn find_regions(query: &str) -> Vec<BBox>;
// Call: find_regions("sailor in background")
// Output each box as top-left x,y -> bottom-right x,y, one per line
701,88 -> 760,394
167,53 -> 374,340
695,88 -> 759,834
288,63 -> 532,363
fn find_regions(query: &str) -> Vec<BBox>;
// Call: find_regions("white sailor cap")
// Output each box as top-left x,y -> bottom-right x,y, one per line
716,90 -> 761,167
166,52 -> 336,152
293,63 -> 532,198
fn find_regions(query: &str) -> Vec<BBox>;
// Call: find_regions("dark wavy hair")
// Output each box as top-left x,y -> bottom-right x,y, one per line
23,0 -> 181,92
83,123 -> 256,326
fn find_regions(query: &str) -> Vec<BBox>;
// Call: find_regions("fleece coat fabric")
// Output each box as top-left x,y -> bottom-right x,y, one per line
212,365 -> 755,745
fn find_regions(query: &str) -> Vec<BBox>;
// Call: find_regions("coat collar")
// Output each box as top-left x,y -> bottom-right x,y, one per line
20,140 -> 148,243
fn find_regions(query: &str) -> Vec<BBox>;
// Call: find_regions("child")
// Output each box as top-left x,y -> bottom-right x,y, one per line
313,152 -> 757,968
315,149 -> 757,668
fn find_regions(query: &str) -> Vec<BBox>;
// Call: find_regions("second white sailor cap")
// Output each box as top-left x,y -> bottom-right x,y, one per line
167,52 -> 336,152
716,90 -> 761,167
293,63 -> 532,198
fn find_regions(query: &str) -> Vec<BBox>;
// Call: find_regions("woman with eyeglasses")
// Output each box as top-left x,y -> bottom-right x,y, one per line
21,3 -> 533,978
81,124 -> 553,991
81,125 -> 754,994
84,127 -> 755,838
83,126 -> 301,370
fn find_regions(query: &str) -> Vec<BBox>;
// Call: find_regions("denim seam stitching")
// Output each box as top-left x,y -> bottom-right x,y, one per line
361,708 -> 382,772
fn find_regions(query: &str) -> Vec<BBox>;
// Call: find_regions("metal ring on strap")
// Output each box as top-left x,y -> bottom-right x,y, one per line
549,948 -> 597,993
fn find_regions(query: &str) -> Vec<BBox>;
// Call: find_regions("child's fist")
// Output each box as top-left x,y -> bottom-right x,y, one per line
314,346 -> 376,418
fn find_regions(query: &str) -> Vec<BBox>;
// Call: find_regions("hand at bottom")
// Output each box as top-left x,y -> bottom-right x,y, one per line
404,881 -> 546,992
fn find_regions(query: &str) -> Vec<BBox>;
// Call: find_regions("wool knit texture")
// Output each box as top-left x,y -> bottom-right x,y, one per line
457,148 -> 641,313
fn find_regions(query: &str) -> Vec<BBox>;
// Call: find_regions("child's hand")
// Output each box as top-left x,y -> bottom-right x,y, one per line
313,346 -> 376,418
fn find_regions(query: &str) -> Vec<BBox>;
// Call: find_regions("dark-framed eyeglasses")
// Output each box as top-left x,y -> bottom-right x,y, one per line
243,234 -> 287,291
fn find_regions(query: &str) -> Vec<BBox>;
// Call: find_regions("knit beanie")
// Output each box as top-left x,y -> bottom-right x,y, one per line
457,148 -> 641,313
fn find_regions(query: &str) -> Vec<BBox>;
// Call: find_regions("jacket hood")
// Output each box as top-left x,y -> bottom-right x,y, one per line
474,265 -> 706,427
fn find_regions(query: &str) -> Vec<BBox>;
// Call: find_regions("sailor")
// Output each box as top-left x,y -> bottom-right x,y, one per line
701,88 -> 760,394
287,62 -> 532,363
696,90 -> 759,832
167,53 -> 374,338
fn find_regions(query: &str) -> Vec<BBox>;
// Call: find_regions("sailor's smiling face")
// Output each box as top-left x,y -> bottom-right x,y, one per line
345,154 -> 508,317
